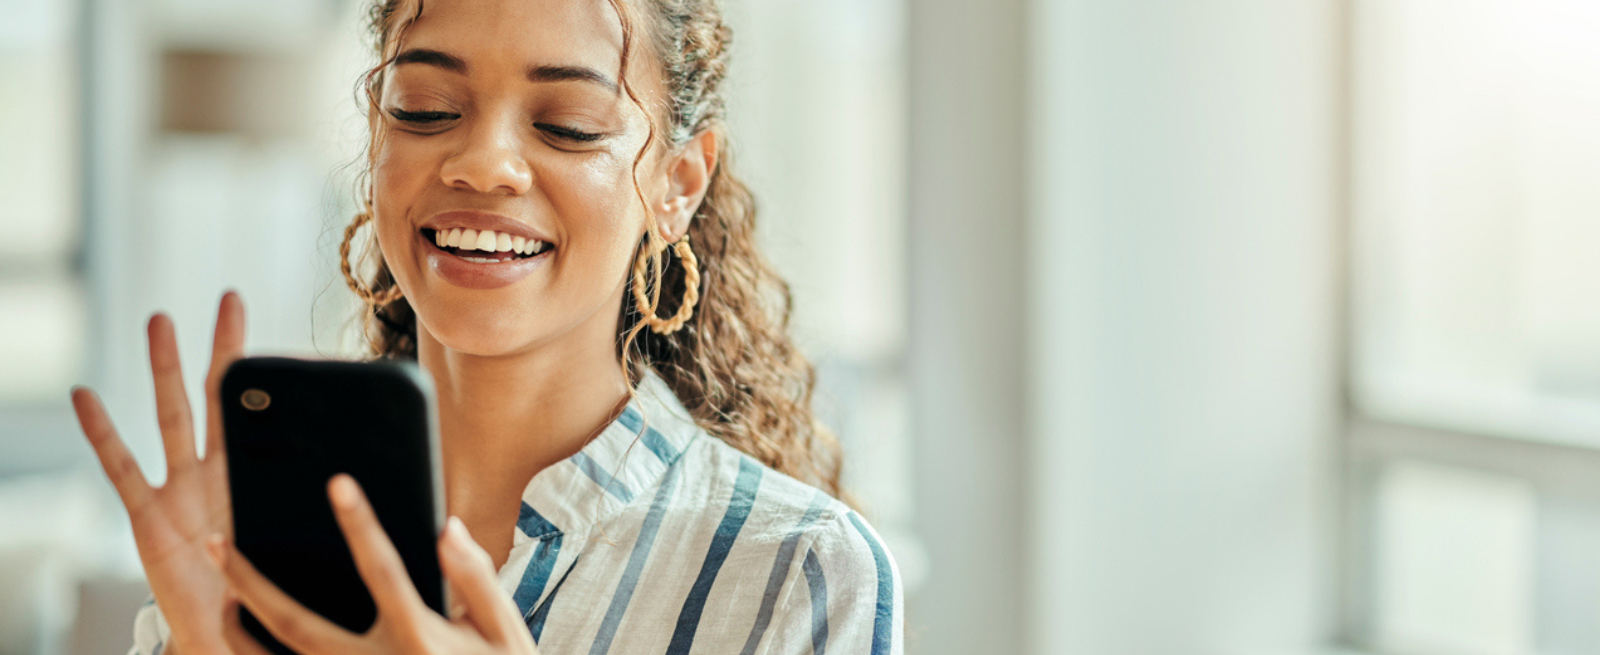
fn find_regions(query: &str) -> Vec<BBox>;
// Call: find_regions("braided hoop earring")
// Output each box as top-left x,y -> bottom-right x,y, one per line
339,212 -> 404,307
631,233 -> 700,335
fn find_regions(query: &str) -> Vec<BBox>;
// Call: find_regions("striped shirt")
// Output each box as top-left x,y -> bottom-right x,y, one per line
131,370 -> 904,655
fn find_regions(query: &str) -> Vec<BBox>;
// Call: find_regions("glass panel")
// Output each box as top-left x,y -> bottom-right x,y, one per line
0,0 -> 79,264
1352,0 -> 1600,446
0,0 -> 83,406
1373,460 -> 1535,654
0,280 -> 86,403
726,0 -> 907,359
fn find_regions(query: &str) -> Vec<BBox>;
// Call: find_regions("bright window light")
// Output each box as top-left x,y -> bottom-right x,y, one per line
1353,0 -> 1600,447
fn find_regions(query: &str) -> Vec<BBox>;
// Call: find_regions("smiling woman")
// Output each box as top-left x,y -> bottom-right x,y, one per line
66,0 -> 904,654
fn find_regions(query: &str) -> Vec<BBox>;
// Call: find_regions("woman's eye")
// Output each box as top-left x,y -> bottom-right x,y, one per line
387,108 -> 458,125
536,123 -> 605,143
384,110 -> 601,142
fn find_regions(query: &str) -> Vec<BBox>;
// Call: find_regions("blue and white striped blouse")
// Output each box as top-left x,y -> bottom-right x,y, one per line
131,370 -> 905,655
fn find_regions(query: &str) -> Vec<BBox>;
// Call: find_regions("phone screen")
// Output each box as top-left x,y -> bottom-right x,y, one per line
221,357 -> 445,654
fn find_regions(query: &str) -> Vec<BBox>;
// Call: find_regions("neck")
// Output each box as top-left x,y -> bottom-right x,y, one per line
415,299 -> 631,561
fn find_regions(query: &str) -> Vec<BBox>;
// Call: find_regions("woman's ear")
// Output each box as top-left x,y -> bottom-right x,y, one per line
657,130 -> 719,241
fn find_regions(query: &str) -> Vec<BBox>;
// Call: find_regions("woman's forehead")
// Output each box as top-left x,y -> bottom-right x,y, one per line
402,0 -> 627,72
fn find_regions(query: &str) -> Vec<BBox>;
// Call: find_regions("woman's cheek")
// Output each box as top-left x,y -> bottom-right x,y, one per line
585,149 -> 651,227
562,162 -> 647,281
372,140 -> 434,206
370,142 -> 434,287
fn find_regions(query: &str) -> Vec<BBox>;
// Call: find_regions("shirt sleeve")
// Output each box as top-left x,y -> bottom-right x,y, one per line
130,596 -> 173,655
757,510 -> 905,655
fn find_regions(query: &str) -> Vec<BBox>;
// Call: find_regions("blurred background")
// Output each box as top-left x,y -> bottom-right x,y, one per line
3,0 -> 1600,653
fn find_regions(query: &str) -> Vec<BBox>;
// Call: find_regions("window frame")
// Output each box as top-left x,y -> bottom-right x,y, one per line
1337,0 -> 1600,650
0,0 -> 98,475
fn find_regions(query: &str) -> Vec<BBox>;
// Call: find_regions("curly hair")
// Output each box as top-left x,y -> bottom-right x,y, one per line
341,0 -> 846,499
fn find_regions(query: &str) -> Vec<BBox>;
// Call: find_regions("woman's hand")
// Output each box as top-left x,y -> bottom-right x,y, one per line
208,474 -> 541,655
71,292 -> 246,655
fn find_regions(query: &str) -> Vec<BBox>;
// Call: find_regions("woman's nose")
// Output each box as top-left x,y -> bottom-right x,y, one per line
440,120 -> 534,195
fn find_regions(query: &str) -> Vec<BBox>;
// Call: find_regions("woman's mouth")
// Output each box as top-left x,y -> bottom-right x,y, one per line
422,227 -> 554,263
418,227 -> 554,291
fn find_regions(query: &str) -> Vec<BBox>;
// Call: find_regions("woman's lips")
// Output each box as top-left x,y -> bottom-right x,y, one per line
418,230 -> 552,290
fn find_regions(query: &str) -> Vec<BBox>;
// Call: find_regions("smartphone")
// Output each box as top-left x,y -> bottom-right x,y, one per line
221,357 -> 445,654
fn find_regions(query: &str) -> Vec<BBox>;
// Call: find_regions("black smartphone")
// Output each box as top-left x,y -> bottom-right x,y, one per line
221,357 -> 445,654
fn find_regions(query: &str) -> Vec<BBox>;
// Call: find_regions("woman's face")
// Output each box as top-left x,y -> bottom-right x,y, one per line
371,0 -> 669,357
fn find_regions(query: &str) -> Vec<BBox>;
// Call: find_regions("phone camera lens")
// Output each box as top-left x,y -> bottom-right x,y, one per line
241,389 -> 271,411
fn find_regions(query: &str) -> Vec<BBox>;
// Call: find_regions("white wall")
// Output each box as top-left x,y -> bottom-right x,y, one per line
1025,0 -> 1342,652
906,0 -> 1028,653
720,0 -> 918,571
86,0 -> 367,480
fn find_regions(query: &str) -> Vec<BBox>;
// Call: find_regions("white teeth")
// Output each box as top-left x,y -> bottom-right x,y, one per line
436,227 -> 547,257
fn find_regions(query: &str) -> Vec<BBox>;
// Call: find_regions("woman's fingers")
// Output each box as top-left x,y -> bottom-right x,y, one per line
440,516 -> 527,645
219,593 -> 277,655
327,475 -> 429,622
206,535 -> 360,655
70,387 -> 154,511
203,291 -> 245,461
147,314 -> 198,471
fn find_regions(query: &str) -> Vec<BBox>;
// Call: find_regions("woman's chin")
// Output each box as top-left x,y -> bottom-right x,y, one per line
407,281 -> 621,361
428,333 -> 537,359
414,306 -> 546,359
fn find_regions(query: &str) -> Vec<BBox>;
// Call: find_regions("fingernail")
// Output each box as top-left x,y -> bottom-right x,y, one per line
447,516 -> 476,551
329,474 -> 357,508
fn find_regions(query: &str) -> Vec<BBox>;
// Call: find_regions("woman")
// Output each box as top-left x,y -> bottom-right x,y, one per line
68,0 -> 904,652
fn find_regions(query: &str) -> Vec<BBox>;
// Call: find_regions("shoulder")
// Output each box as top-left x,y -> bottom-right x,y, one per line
673,431 -> 847,536
702,444 -> 904,655
683,435 -> 902,607
651,421 -> 891,563
631,371 -> 851,537
629,374 -> 902,646
796,504 -> 897,585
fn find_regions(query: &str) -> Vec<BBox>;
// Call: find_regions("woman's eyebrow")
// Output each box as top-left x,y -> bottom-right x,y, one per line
394,48 -> 466,73
392,47 -> 617,94
528,65 -> 619,95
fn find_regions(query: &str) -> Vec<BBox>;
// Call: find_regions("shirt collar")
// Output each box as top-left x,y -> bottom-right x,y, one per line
512,369 -> 701,543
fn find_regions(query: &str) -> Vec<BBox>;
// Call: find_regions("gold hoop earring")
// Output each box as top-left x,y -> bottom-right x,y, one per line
340,211 -> 404,307
631,233 -> 700,335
